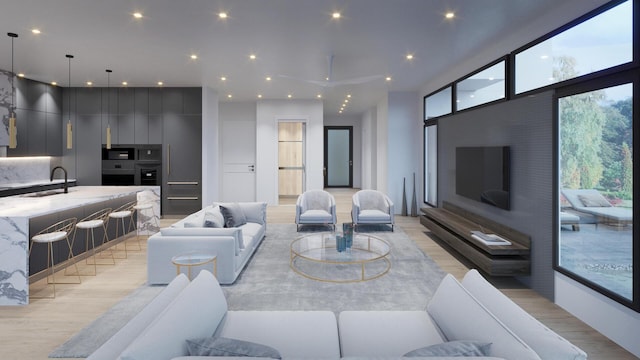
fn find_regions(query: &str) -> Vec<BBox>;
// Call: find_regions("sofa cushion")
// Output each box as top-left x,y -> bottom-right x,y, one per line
299,209 -> 333,222
338,311 -> 444,357
217,311 -> 340,358
427,274 -> 541,360
239,202 -> 267,225
358,209 -> 391,222
462,269 -> 587,360
185,337 -> 281,358
119,271 -> 228,360
86,274 -> 190,360
219,203 -> 248,228
404,340 -> 492,357
203,206 -> 225,228
180,209 -> 207,228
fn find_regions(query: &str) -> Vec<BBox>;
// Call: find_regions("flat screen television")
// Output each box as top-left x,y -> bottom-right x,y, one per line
456,146 -> 510,210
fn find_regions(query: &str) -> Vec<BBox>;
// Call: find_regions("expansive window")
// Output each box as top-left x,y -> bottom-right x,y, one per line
455,60 -> 506,111
557,82 -> 634,305
516,0 -> 633,94
424,87 -> 452,120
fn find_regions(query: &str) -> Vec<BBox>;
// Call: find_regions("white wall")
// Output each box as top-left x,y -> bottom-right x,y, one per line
387,92 -> 421,214
324,114 -> 362,189
201,87 -> 219,206
360,108 -> 375,190
375,96 -> 389,193
556,273 -> 640,357
256,100 -> 323,205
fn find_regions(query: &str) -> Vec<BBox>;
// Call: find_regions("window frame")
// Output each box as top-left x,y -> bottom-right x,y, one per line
553,68 -> 639,311
454,57 -> 509,112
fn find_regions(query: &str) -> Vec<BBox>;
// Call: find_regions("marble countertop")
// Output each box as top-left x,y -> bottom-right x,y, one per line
0,186 -> 159,218
0,179 -> 75,191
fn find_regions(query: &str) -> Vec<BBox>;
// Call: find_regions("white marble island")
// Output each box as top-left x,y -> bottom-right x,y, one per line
0,186 -> 160,305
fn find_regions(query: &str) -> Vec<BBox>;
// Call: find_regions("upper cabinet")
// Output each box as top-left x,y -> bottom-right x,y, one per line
8,78 -> 62,157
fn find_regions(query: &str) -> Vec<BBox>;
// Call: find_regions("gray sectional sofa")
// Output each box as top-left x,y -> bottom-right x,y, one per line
147,202 -> 267,285
87,269 -> 586,360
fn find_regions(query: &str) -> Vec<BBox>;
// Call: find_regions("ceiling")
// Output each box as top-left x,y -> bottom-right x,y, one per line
0,0 -> 609,116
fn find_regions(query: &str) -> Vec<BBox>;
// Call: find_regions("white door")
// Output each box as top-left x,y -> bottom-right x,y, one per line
222,119 -> 256,202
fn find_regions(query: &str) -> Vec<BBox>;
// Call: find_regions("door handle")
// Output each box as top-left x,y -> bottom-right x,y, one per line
248,165 -> 255,172
167,144 -> 171,176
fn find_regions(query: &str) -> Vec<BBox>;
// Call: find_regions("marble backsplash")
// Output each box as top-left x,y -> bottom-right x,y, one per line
0,157 -> 51,186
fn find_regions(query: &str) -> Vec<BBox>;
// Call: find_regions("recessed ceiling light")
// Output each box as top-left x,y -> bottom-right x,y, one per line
317,94 -> 322,98
219,12 -> 228,19
257,94 -> 262,98
287,94 -> 292,98
445,12 -> 455,19
332,12 -> 341,19
249,54 -> 256,60
122,81 -> 128,86
17,73 -> 25,77
86,81 -> 93,86
221,76 -> 227,81
133,12 -> 143,19
190,54 -> 198,60
385,76 -> 392,81
339,110 -> 343,114
347,94 -> 351,98
344,99 -> 349,103
157,81 -> 163,86
265,76 -> 272,81
51,81 -> 57,86
227,94 -> 232,98
31,29 -> 41,34
406,54 -> 414,60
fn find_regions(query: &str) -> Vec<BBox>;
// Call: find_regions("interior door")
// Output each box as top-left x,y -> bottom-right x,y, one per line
278,122 -> 305,198
222,119 -> 256,202
324,126 -> 353,187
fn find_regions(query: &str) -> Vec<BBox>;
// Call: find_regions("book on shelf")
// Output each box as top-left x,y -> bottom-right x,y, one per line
470,231 -> 511,246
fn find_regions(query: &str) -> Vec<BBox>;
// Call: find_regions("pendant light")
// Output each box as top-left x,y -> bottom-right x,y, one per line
66,54 -> 74,149
105,69 -> 112,149
7,32 -> 18,149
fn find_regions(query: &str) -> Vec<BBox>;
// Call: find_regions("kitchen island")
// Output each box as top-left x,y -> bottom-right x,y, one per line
0,186 -> 160,305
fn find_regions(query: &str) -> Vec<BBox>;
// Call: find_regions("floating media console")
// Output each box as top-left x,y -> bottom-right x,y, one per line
421,201 -> 530,276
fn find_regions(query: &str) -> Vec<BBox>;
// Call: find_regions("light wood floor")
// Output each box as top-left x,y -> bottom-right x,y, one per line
0,188 -> 635,359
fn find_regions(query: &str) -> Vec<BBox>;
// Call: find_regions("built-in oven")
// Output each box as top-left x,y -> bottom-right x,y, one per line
102,145 -> 162,186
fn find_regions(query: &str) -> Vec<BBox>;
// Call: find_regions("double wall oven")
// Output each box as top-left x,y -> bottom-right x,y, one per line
102,145 -> 162,186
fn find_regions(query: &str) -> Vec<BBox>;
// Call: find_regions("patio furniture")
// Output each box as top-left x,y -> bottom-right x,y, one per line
561,189 -> 632,227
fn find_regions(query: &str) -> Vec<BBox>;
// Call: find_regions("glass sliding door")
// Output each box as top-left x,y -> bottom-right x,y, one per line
424,124 -> 437,206
557,83 -> 633,304
278,122 -> 306,199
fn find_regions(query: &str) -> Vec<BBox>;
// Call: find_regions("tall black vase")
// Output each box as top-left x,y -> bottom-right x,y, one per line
411,172 -> 418,217
402,177 -> 408,216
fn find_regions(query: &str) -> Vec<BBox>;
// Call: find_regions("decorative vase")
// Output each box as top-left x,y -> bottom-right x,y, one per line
411,172 -> 418,217
402,177 -> 408,216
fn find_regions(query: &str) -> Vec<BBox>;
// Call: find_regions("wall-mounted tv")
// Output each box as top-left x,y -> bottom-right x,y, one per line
456,146 -> 510,210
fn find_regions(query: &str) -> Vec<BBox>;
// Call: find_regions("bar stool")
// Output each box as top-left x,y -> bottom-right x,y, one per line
75,208 -> 114,275
107,201 -> 137,258
29,217 -> 80,299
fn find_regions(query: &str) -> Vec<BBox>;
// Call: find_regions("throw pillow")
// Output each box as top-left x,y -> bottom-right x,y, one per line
203,206 -> 225,228
404,340 -> 492,357
578,193 -> 611,207
186,337 -> 281,358
219,203 -> 247,228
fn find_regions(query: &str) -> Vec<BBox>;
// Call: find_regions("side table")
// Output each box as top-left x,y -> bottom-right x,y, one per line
171,251 -> 217,280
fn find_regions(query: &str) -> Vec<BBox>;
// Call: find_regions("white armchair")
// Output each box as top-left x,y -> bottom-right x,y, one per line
351,190 -> 395,231
295,190 -> 337,231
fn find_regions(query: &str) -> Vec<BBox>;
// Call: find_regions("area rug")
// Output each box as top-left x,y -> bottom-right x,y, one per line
50,223 -> 445,358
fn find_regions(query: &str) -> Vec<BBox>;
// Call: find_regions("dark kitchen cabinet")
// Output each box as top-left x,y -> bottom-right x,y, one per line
163,112 -> 202,215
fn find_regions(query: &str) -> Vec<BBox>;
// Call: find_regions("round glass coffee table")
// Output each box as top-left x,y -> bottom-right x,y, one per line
290,232 -> 390,283
171,251 -> 217,280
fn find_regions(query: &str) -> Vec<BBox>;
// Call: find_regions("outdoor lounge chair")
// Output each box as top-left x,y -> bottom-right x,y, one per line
561,189 -> 632,227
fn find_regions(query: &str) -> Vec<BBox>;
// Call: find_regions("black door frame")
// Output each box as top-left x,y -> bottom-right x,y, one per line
324,126 -> 353,188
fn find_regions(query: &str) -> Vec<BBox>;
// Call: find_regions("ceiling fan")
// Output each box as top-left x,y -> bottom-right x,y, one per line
278,54 -> 385,88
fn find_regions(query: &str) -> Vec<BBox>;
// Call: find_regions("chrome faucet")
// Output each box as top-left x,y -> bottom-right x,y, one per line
51,166 -> 68,193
